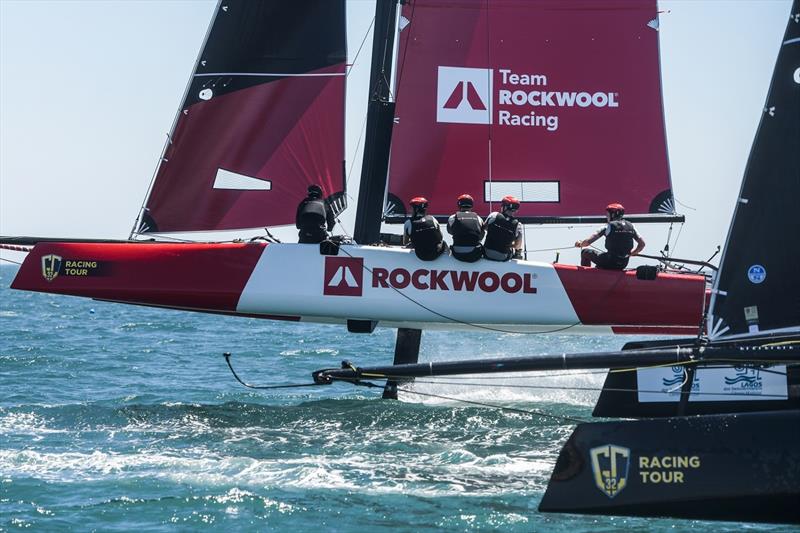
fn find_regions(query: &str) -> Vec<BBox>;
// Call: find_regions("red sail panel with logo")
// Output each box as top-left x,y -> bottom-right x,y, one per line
387,0 -> 673,219
140,0 -> 346,233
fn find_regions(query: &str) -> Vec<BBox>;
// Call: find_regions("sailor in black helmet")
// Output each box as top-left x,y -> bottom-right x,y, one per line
295,184 -> 335,243
574,202 -> 645,270
483,195 -> 524,261
403,196 -> 447,260
447,193 -> 484,263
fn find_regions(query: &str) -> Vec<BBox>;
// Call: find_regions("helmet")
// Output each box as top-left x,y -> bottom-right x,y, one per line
307,184 -> 324,198
457,194 -> 474,209
410,196 -> 429,211
501,195 -> 520,213
606,202 -> 625,220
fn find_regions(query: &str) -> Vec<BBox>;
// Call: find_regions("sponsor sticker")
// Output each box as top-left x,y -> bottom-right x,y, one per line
323,257 -> 364,297
41,256 -> 106,281
637,365 -> 788,402
590,444 -> 630,498
437,66 -> 493,125
747,264 -> 766,284
41,254 -> 63,282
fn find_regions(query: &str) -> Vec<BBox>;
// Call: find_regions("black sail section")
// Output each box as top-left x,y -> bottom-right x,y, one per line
709,1 -> 800,339
187,0 -> 347,106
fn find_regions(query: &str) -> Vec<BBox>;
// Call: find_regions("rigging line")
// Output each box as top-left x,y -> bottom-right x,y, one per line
396,386 -> 588,424
671,221 -> 685,257
346,112 -> 371,190
401,379 -> 792,398
0,257 -> 23,266
336,246 -> 583,335
223,353 -> 322,390
526,245 -> 576,253
346,16 -> 375,78
673,196 -> 697,211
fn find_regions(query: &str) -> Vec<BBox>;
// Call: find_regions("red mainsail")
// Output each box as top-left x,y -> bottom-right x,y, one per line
139,0 -> 346,233
387,0 -> 674,220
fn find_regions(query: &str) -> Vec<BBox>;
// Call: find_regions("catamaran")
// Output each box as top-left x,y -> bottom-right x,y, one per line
3,0 -> 709,347
312,0 -> 800,522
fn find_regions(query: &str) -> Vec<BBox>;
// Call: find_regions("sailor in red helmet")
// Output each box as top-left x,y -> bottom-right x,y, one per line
403,196 -> 448,260
483,195 -> 524,261
574,203 -> 645,270
296,184 -> 335,243
447,193 -> 485,262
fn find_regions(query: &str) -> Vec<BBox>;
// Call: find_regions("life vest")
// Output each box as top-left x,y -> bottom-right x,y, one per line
298,199 -> 328,243
410,215 -> 444,260
604,219 -> 636,257
484,212 -> 519,256
450,211 -> 484,246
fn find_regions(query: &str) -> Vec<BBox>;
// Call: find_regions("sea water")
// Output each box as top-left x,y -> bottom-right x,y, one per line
0,265 -> 791,532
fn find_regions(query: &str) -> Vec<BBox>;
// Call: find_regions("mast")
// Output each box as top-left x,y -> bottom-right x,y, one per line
353,0 -> 400,245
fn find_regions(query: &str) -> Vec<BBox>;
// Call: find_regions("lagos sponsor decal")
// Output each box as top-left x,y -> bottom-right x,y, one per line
747,264 -> 766,284
589,444 -> 630,498
437,66 -> 620,132
637,365 -> 788,402
41,256 -> 106,281
323,257 -> 364,297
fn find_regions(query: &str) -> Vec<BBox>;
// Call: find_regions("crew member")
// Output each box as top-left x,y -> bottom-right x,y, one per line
447,193 -> 484,263
403,196 -> 447,260
483,195 -> 523,261
296,184 -> 335,243
574,202 -> 645,270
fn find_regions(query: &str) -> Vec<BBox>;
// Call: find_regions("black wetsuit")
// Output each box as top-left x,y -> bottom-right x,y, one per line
408,215 -> 447,261
296,197 -> 335,243
484,212 -> 520,261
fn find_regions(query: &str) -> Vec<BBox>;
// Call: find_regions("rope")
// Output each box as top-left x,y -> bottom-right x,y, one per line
346,17 -> 375,79
395,386 -> 588,424
223,353 -> 321,390
0,244 -> 32,253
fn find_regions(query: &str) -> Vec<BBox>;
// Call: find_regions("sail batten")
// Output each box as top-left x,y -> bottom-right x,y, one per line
140,0 -> 347,234
386,0 -> 676,219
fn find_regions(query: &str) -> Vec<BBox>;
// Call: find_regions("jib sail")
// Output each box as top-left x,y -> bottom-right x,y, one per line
137,0 -> 347,233
708,0 -> 800,339
386,0 -> 676,222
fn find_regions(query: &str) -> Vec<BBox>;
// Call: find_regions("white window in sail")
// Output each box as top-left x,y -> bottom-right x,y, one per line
484,181 -> 559,203
212,168 -> 272,191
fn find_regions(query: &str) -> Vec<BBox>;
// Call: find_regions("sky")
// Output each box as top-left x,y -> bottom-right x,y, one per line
0,0 -> 793,266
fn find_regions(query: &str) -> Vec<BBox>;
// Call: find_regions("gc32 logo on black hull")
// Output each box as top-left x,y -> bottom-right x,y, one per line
590,444 -> 630,498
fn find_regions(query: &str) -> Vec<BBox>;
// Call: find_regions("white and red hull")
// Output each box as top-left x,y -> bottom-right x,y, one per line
11,242 -> 707,335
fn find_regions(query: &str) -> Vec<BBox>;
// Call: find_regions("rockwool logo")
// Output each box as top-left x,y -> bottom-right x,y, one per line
323,257 -> 364,297
437,66 -> 492,124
